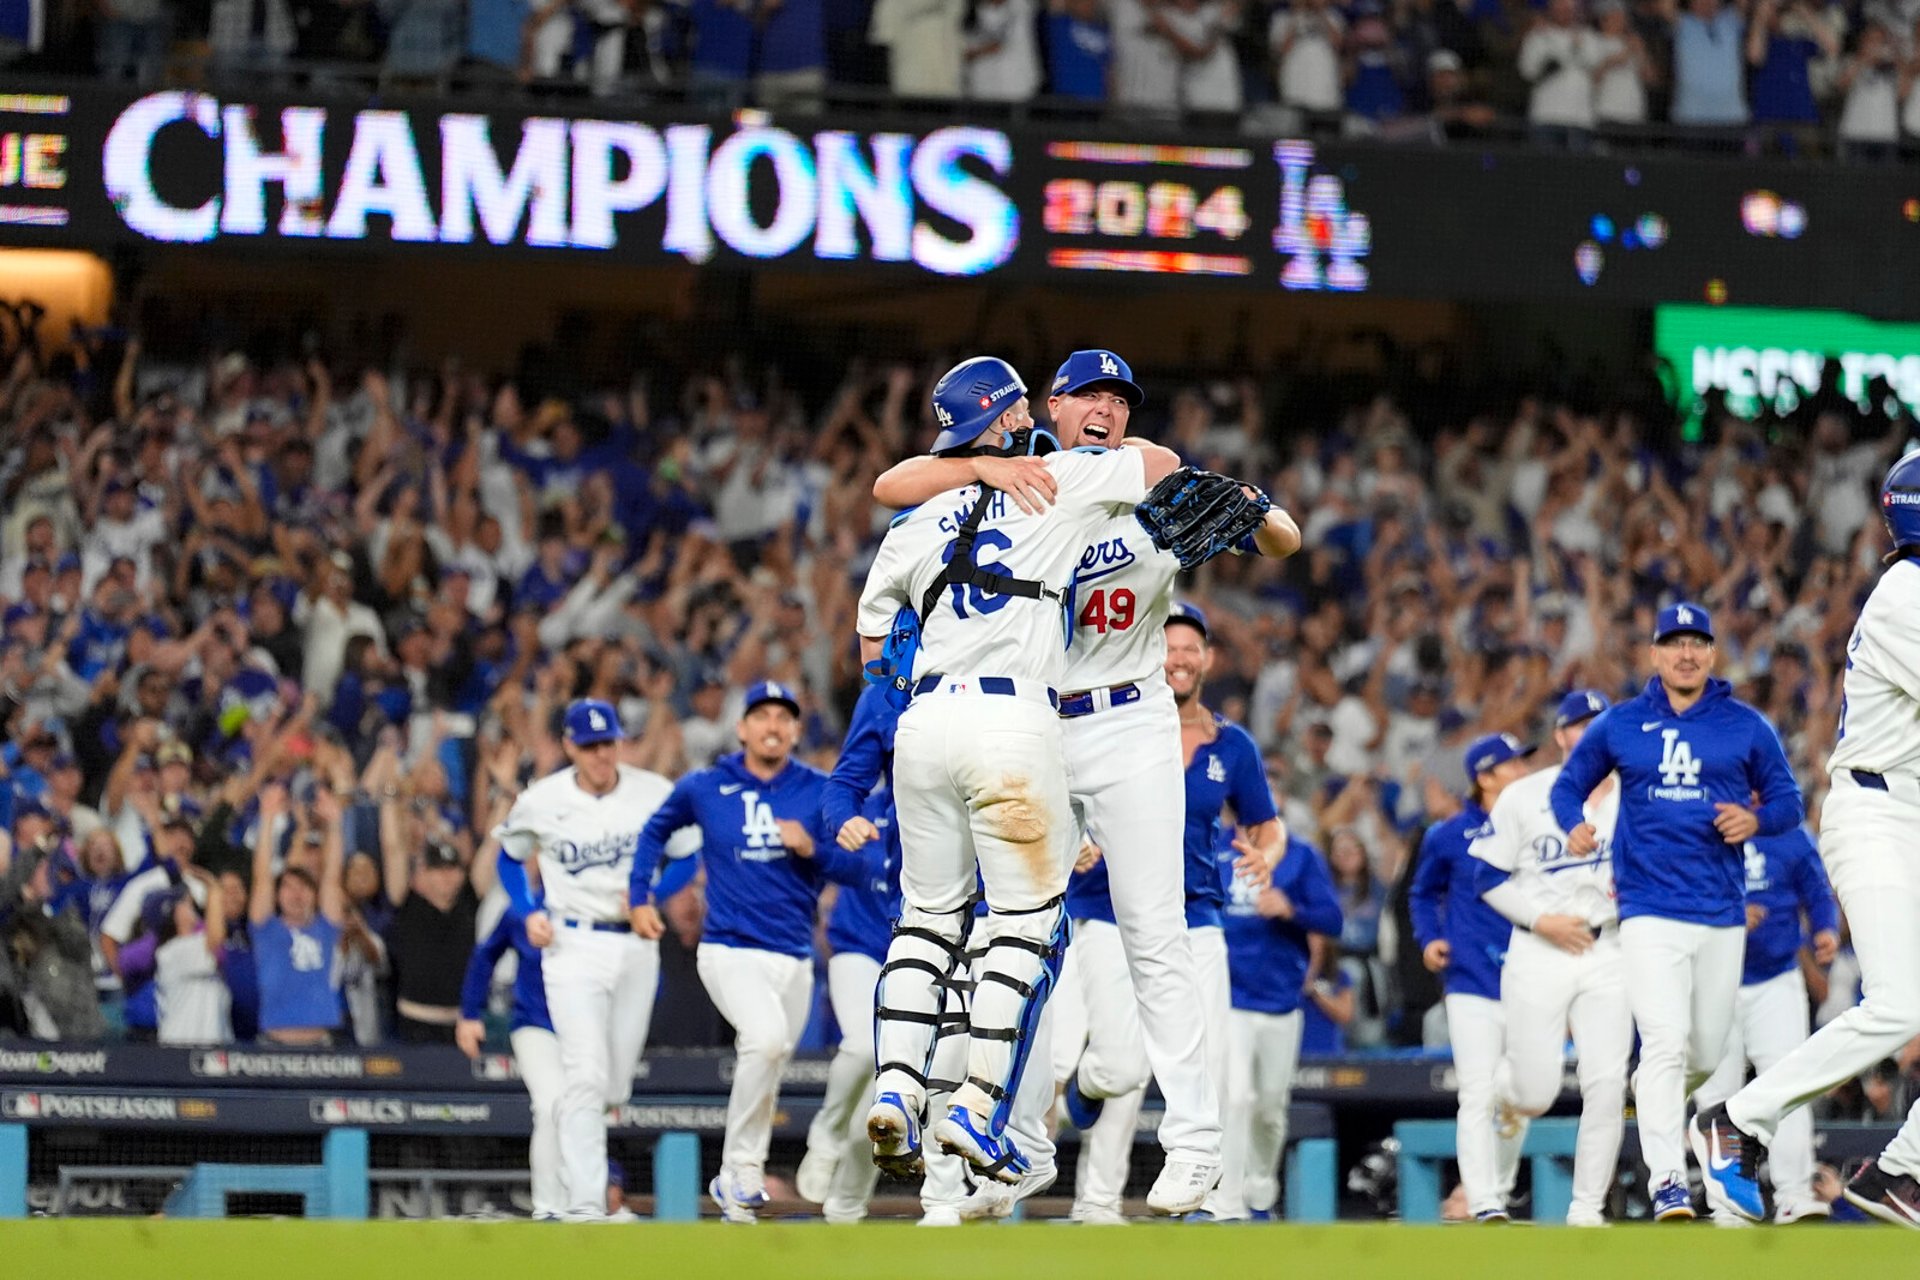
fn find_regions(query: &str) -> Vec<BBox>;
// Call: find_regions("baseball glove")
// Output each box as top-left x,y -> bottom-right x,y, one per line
1135,466 -> 1271,570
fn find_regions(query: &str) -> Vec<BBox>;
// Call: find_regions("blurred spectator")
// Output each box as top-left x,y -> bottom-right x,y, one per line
1836,18 -> 1901,159
868,0 -> 964,97
964,0 -> 1042,99
1160,0 -> 1242,113
207,0 -> 298,72
686,1 -> 754,109
1271,0 -> 1347,116
1519,0 -> 1601,147
757,0 -> 828,111
1904,16 -> 1920,141
1343,0 -> 1407,126
1418,46 -> 1499,137
1111,0 -> 1180,112
1744,0 -> 1840,148
1047,0 -> 1112,101
1592,0 -> 1655,123
94,0 -> 169,82
0,827 -> 106,1040
248,782 -> 348,1046
99,810 -> 205,1042
153,865 -> 231,1045
1668,0 -> 1749,125
373,743 -> 484,1045
1328,826 -> 1387,956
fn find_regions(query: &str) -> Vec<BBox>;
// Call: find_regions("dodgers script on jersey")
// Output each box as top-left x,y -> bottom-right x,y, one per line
1063,512 -> 1180,691
856,449 -> 1149,683
494,764 -> 691,923
1828,559 -> 1920,777
1473,766 -> 1620,927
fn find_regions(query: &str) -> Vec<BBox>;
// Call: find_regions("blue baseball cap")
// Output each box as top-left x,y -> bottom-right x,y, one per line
3,603 -> 37,628
1555,689 -> 1611,730
1050,349 -> 1144,406
742,680 -> 801,716
1165,601 -> 1209,638
1464,732 -> 1536,779
1654,602 -> 1713,644
563,698 -> 622,746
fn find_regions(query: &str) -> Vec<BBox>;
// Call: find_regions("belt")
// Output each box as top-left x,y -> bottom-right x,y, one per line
912,674 -> 1060,711
1843,768 -> 1920,800
559,917 -> 632,934
1058,682 -> 1141,719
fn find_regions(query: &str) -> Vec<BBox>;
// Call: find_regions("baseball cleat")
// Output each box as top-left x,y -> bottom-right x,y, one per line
1651,1175 -> 1696,1221
958,1166 -> 1057,1221
1691,1106 -> 1764,1222
1565,1207 -> 1608,1228
1773,1199 -> 1831,1225
1473,1208 -> 1512,1223
1842,1160 -> 1920,1229
1146,1157 -> 1221,1215
1063,1070 -> 1105,1130
917,1206 -> 964,1227
1247,1209 -> 1274,1222
933,1105 -> 1031,1185
867,1092 -> 925,1179
708,1170 -> 759,1224
1071,1204 -> 1129,1225
795,1146 -> 837,1203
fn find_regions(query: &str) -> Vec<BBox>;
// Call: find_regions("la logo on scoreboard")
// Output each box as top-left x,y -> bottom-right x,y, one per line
1273,141 -> 1369,293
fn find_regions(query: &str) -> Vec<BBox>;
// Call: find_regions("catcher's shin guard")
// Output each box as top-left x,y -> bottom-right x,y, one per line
960,900 -> 1069,1133
873,905 -> 974,1112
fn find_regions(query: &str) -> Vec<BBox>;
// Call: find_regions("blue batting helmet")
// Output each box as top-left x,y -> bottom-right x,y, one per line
930,356 -> 1028,454
1882,450 -> 1920,554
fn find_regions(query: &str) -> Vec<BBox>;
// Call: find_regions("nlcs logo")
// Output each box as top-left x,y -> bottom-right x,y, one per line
1659,730 -> 1702,788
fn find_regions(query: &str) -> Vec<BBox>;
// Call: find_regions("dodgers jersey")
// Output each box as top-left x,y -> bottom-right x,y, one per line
1222,834 -> 1344,1016
494,764 -> 690,924
1829,558 -> 1920,777
856,449 -> 1150,685
1470,765 -> 1620,928
1550,678 -> 1803,928
1409,802 -> 1511,1001
460,912 -> 552,1033
826,786 -> 903,965
1061,513 -> 1179,690
631,753 -> 878,959
1739,829 -> 1838,987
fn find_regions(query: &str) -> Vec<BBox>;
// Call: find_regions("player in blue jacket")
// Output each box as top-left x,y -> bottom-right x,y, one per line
1217,830 -> 1343,1221
1691,828 -> 1839,1224
1411,732 -> 1536,1222
455,913 -> 561,1220
628,681 -> 880,1224
1550,603 -> 1803,1220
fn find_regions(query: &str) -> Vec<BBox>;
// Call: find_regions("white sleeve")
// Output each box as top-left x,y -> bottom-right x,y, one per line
664,826 -> 701,860
101,868 -> 160,943
1051,448 -> 1150,518
491,792 -> 540,863
856,528 -> 914,635
1468,789 -> 1525,874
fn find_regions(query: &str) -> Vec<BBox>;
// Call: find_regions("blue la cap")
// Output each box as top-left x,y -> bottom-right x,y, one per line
742,680 -> 801,716
1654,601 -> 1713,644
1165,601 -> 1209,638
55,552 -> 80,574
1464,732 -> 1536,779
1555,689 -> 1611,730
1050,350 -> 1144,406
563,698 -> 622,746
3,603 -> 37,628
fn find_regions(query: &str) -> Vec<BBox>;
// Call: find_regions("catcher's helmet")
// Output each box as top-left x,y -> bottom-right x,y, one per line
1882,449 -> 1920,555
930,356 -> 1027,454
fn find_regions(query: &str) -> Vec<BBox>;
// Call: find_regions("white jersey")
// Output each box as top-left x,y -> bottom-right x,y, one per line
857,449 -> 1149,686
1828,558 -> 1920,777
494,763 -> 694,924
1471,764 -> 1620,928
1061,512 -> 1180,691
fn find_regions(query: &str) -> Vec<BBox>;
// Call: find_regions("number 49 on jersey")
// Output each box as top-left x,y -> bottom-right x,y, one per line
1078,587 -> 1136,633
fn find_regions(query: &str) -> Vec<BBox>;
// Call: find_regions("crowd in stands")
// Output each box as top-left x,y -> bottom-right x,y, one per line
7,0 -> 1920,156
0,316 -> 1910,1119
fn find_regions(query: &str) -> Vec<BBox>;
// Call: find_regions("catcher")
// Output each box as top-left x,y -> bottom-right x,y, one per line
872,350 -> 1300,1219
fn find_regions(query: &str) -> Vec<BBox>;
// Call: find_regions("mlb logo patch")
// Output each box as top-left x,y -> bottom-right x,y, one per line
979,397 -> 992,409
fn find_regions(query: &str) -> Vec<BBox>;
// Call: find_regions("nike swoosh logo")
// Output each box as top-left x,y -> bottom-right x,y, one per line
1709,1131 -> 1735,1173
1641,722 -> 1662,731
719,784 -> 744,795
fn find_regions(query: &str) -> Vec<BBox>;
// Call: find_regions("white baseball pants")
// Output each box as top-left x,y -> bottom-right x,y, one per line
1217,1006 -> 1304,1216
541,927 -> 658,1220
1620,915 -> 1745,1182
1729,780 -> 1920,1162
807,952 -> 883,1222
1694,967 -> 1816,1216
510,1026 -> 565,1219
1063,682 -> 1221,1163
1446,992 -> 1525,1215
697,943 -> 813,1183
1499,928 -> 1630,1220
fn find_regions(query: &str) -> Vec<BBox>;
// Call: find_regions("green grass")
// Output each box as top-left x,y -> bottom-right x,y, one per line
2,1219 -> 1917,1279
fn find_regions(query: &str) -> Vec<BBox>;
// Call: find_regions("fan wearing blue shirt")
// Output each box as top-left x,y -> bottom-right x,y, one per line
455,913 -> 561,1219
1047,0 -> 1111,101
1410,732 -> 1535,1222
629,681 -> 878,1224
798,683 -> 905,1225
1058,604 -> 1283,1224
1690,828 -> 1838,1225
1550,602 -> 1803,1221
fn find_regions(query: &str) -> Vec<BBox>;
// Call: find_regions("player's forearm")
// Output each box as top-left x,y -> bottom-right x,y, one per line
873,455 -> 975,509
1479,877 -> 1540,930
1252,507 -> 1302,559
1751,784 -> 1804,836
497,855 -> 538,917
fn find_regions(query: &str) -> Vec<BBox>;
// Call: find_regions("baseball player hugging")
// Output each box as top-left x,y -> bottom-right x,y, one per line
491,698 -> 688,1223
872,348 -> 1298,1215
853,355 -> 1183,1193
627,681 -> 879,1224
1549,603 -> 1802,1221
1469,690 -> 1629,1227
